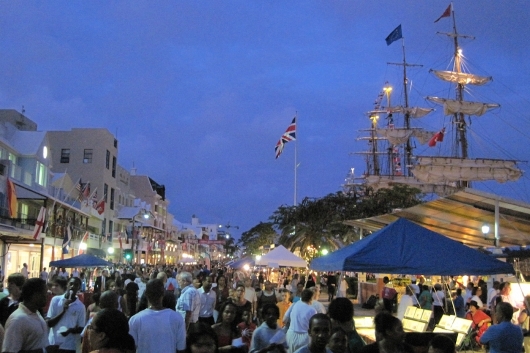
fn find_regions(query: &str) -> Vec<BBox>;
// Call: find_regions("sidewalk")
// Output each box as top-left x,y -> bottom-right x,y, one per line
317,290 -> 375,317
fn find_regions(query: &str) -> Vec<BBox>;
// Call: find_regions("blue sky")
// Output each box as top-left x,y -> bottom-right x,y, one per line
0,1 -> 529,239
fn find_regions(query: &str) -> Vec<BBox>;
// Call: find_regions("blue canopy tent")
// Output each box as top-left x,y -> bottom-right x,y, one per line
50,254 -> 113,268
310,218 -> 515,275
228,257 -> 255,269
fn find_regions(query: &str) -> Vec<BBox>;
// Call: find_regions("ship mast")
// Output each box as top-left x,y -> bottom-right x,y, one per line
439,8 -> 474,187
388,39 -> 422,177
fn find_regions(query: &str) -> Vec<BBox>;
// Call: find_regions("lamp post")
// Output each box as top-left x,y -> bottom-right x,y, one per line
130,209 -> 151,264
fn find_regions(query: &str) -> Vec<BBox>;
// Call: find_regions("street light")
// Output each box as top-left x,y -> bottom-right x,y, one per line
130,208 -> 152,264
107,247 -> 114,254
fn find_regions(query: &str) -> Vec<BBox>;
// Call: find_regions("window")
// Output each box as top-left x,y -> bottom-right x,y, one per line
110,188 -> 115,210
60,149 -> 70,163
104,184 -> 108,202
106,150 -> 110,169
114,139 -> 118,148
35,161 -> 47,186
112,157 -> 116,178
102,218 -> 106,236
109,220 -> 114,238
83,149 -> 93,164
20,204 -> 28,224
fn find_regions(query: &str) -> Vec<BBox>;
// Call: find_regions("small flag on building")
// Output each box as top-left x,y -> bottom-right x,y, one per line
6,179 -> 17,218
33,206 -> 47,240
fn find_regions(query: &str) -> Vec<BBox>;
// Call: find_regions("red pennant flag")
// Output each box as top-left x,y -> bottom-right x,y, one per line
428,128 -> 446,147
434,4 -> 452,23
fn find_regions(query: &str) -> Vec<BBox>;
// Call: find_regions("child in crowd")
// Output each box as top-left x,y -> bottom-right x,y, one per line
237,309 -> 256,349
276,289 -> 291,328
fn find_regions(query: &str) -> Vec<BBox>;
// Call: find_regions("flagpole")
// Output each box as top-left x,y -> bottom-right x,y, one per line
294,112 -> 298,207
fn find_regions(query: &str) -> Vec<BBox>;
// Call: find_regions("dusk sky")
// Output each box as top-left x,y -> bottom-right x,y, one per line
0,1 -> 529,239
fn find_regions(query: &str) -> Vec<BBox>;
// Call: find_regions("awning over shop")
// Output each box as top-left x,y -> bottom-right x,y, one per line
345,188 -> 530,248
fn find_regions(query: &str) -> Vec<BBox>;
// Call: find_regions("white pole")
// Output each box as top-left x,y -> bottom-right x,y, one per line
294,112 -> 298,206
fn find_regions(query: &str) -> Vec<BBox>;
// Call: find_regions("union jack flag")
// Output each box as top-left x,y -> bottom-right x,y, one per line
275,117 -> 296,159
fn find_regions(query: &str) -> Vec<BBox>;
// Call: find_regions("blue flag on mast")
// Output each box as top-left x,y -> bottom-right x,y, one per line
385,25 -> 402,46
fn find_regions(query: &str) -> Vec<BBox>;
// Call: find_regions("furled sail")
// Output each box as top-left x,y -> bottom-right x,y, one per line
376,128 -> 438,145
390,106 -> 434,118
364,175 -> 457,195
427,97 -> 500,116
412,157 -> 522,183
430,69 -> 492,86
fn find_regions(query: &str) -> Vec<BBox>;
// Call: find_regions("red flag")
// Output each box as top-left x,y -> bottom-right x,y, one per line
428,128 -> 445,147
82,183 -> 90,199
7,179 -> 17,218
33,207 -> 46,240
434,4 -> 452,23
96,198 -> 105,215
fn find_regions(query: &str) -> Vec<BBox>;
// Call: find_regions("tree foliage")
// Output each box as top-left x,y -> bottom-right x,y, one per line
238,222 -> 277,256
239,185 -> 423,259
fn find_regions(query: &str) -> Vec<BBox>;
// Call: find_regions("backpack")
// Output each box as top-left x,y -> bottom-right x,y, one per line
362,294 -> 378,309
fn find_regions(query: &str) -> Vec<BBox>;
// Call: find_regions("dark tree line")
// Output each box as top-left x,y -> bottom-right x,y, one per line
239,185 -> 423,259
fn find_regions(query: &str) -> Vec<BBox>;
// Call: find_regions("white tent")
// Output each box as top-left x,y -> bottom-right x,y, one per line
255,245 -> 307,268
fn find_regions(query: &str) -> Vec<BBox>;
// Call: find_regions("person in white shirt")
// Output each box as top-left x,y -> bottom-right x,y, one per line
129,278 -> 186,353
244,277 -> 258,317
20,264 -> 28,279
431,284 -> 445,326
284,289 -> 317,353
2,278 -> 49,353
250,303 -> 288,353
198,281 -> 217,325
310,287 -> 326,314
487,281 -> 500,310
39,268 -> 49,283
176,271 -> 201,328
397,286 -> 418,321
46,277 -> 86,352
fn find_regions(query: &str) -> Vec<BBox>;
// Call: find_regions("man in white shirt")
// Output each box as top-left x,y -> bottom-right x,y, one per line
284,289 -> 317,353
244,277 -> 258,317
487,281 -> 500,310
129,278 -> 186,353
46,277 -> 86,353
250,303 -> 288,353
176,271 -> 200,328
40,268 -> 49,283
21,264 -> 28,279
198,280 -> 216,325
2,278 -> 49,353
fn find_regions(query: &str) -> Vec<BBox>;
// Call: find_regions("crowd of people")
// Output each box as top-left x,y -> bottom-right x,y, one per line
0,264 -> 528,353
388,275 -> 528,351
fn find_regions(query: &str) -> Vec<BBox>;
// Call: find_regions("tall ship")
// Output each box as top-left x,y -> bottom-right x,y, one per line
344,8 -> 522,196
